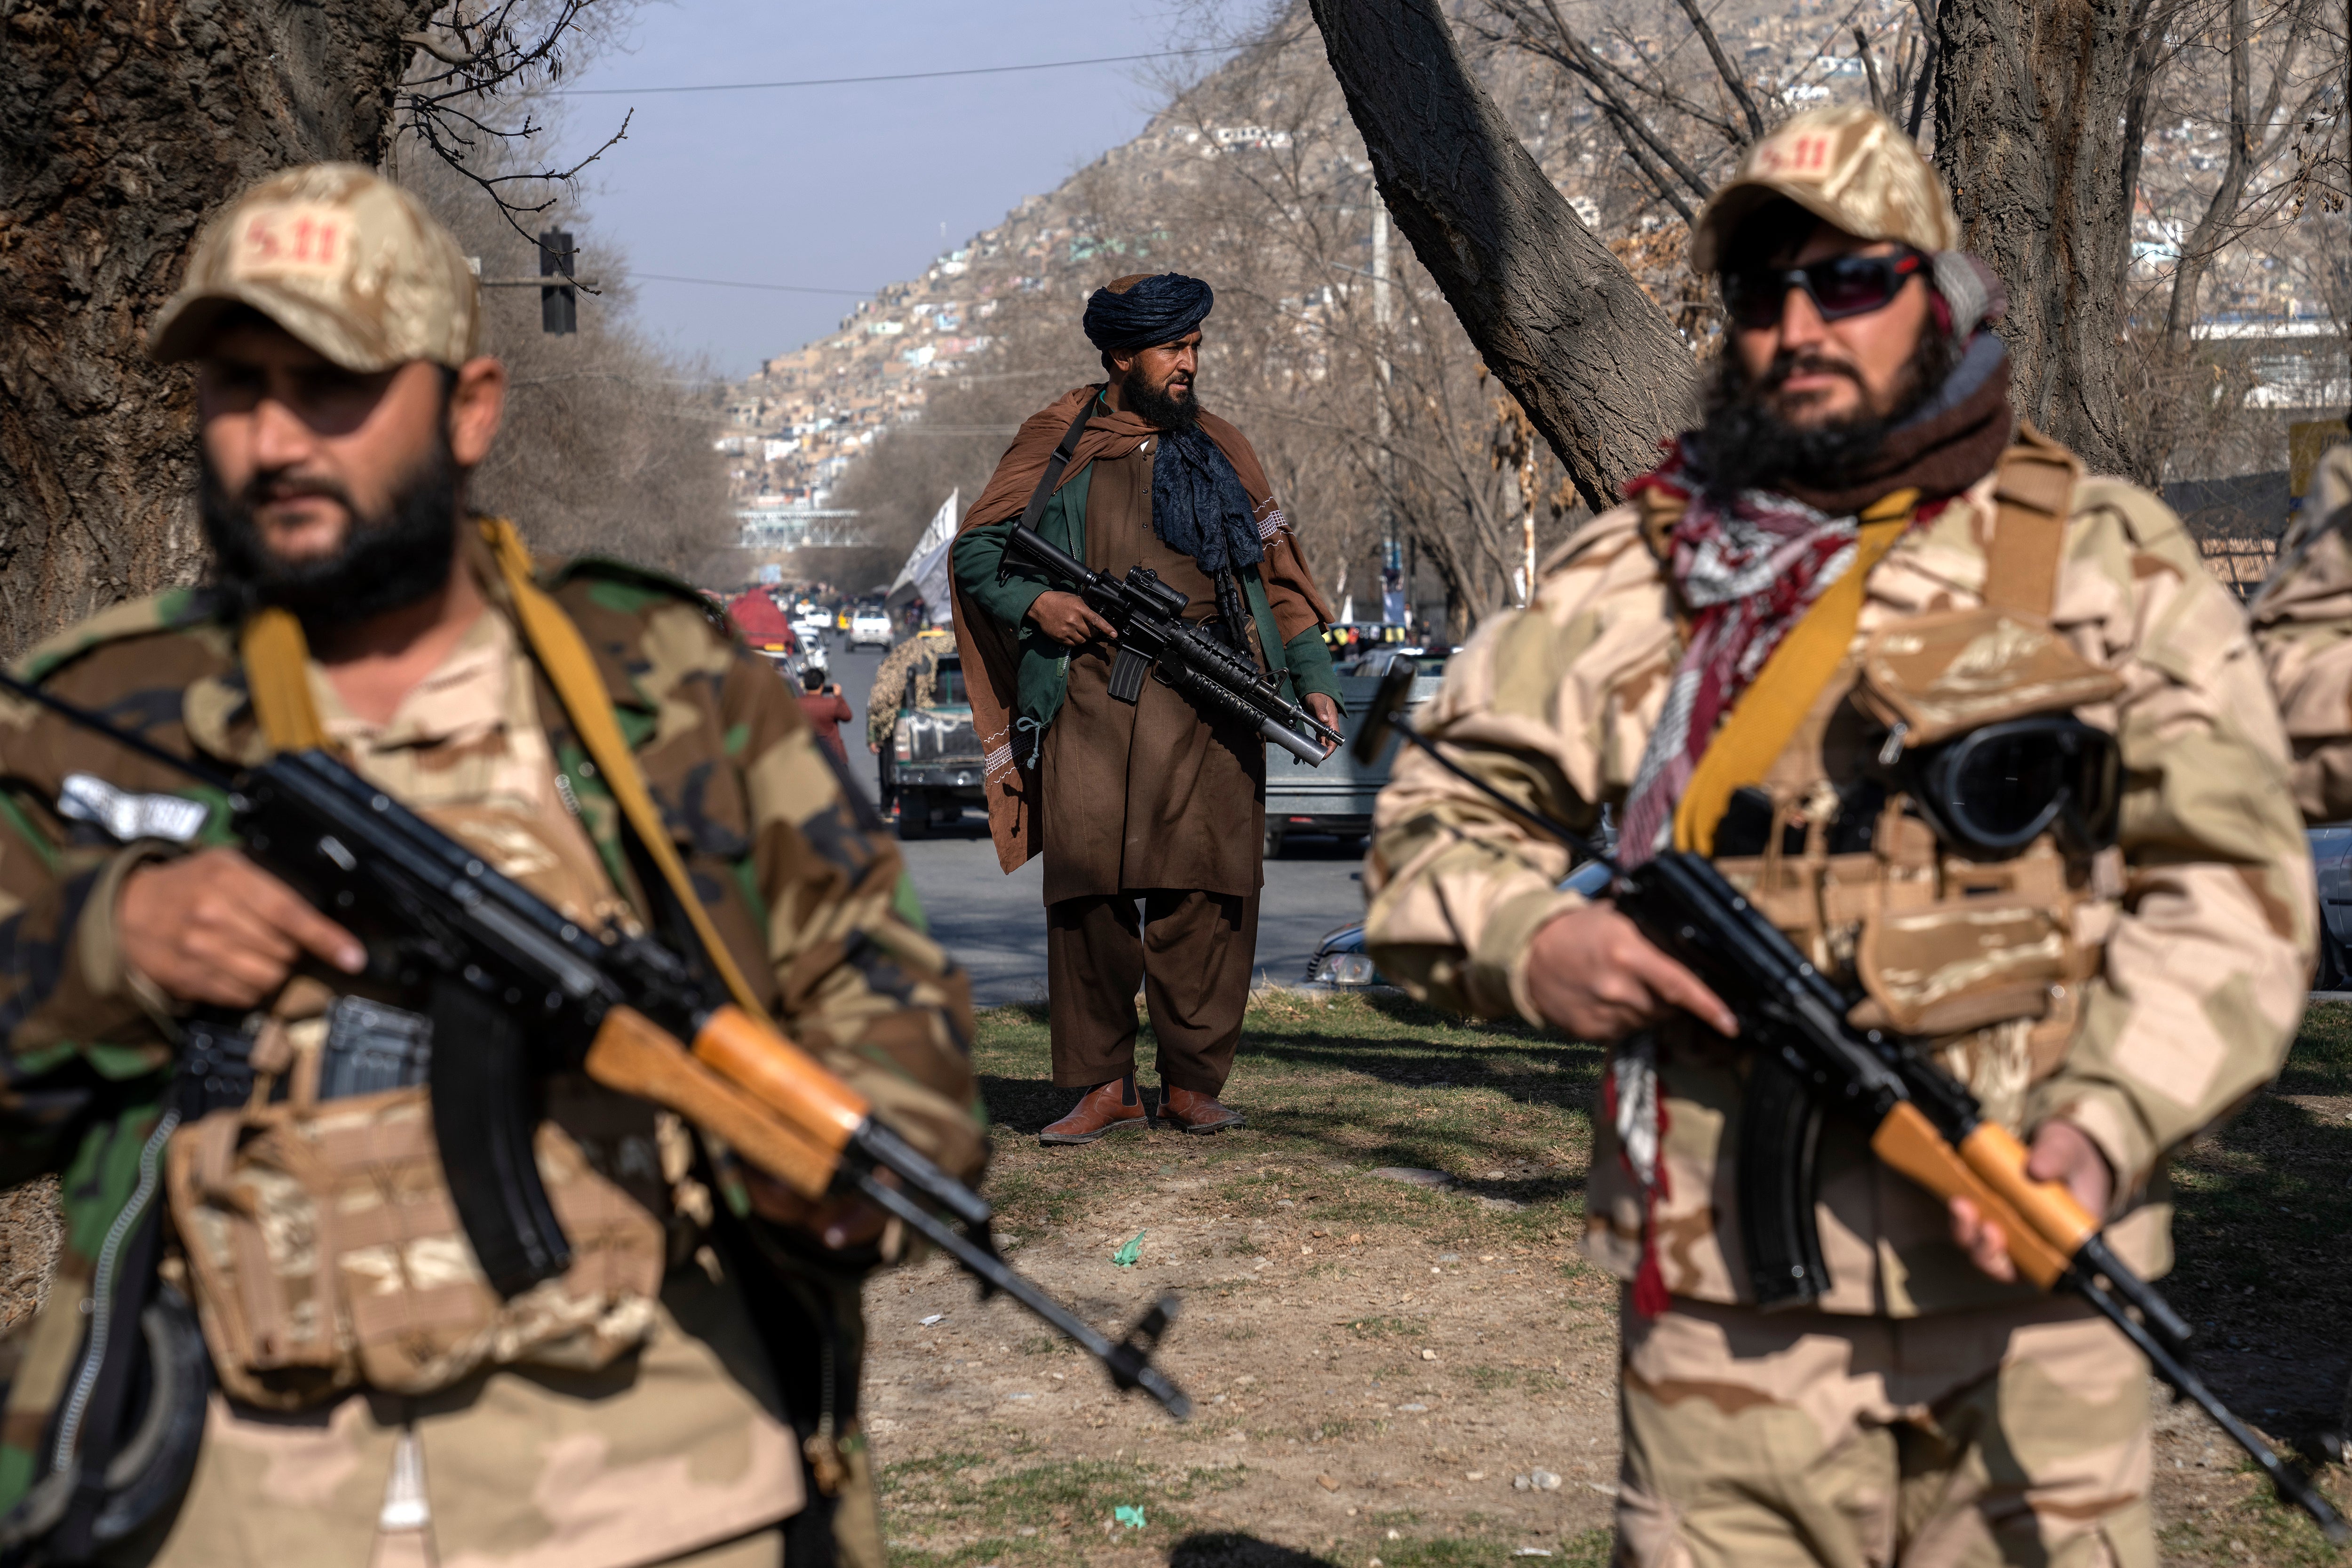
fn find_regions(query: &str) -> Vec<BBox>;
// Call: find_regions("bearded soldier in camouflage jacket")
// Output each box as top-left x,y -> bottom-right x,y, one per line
0,166 -> 981,1568
1363,108 -> 2311,1566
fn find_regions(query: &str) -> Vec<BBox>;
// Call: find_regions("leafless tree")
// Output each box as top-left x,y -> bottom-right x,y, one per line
0,0 -> 631,659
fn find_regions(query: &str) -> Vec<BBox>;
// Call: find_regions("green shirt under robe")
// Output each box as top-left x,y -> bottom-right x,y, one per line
952,460 -> 1343,764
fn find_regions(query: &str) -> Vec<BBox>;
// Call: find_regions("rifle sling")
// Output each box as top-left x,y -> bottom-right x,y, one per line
477,517 -> 771,1021
1013,393 -> 1101,543
1672,492 -> 1916,855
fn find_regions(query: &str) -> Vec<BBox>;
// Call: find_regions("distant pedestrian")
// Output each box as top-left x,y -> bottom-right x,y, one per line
796,665 -> 853,765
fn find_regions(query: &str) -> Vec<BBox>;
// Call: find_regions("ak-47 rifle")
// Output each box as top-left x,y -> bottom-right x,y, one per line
0,669 -> 1190,1419
1354,668 -> 2346,1543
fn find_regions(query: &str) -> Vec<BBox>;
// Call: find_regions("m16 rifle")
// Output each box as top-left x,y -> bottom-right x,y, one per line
0,669 -> 1191,1419
1000,524 -> 1340,765
1354,668 -> 2346,1543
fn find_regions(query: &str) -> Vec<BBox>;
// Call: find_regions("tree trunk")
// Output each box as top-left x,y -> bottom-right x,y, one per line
1306,0 -> 1700,511
0,1 -> 435,658
1932,0 -> 2142,478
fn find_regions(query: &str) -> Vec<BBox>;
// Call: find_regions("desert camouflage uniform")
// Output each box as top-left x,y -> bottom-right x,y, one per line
1363,455 -> 2312,1566
2250,442 -> 2352,822
864,628 -> 955,751
0,530 -> 982,1567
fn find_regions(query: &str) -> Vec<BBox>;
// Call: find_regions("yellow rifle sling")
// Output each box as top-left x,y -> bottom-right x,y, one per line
237,607 -> 331,754
479,517 -> 770,1020
1672,490 -> 1916,856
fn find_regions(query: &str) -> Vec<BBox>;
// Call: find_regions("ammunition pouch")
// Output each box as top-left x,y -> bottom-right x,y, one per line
164,993 -> 665,1411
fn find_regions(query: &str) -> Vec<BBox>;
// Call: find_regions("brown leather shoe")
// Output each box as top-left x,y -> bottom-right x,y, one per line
1039,1074 -> 1149,1145
1159,1084 -> 1245,1134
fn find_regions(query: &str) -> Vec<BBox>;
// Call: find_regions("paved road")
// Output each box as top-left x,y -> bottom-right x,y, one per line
812,638 -> 1369,1005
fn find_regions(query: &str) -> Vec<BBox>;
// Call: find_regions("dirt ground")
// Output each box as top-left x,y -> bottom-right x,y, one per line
858,993 -> 2352,1568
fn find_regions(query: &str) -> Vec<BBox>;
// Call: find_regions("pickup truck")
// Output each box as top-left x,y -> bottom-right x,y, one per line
1262,651 -> 1445,857
887,654 -> 987,839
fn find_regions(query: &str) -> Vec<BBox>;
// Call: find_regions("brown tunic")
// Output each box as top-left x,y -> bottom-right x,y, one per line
1039,437 -> 1267,903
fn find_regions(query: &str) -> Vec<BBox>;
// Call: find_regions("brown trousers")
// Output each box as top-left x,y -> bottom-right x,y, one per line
1044,889 -> 1259,1092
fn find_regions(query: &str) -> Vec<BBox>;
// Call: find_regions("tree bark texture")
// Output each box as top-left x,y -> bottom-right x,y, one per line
1,0 -> 436,657
1932,0 -> 2141,478
1307,0 -> 1700,511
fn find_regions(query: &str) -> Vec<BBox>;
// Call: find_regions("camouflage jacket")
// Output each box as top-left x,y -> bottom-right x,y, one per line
865,629 -> 954,750
1364,449 -> 2313,1316
2251,443 -> 2352,821
0,535 -> 982,1562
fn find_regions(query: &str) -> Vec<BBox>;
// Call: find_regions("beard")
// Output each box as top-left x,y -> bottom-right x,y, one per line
1124,367 -> 1204,434
1693,329 -> 1955,501
200,435 -> 461,628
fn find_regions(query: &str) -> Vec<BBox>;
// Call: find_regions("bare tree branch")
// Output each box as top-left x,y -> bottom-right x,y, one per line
1675,0 -> 1769,136
1854,25 -> 1889,114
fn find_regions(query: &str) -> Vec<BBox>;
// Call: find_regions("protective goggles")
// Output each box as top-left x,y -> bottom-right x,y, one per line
1721,248 -> 1927,330
1903,716 -> 2121,860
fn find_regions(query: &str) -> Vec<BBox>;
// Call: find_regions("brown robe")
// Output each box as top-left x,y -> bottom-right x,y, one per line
1039,437 -> 1266,903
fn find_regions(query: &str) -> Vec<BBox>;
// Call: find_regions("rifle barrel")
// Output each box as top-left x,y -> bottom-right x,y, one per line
853,1170 -> 1192,1417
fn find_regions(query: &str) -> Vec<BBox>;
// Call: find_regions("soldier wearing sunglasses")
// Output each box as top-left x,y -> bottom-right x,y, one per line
1362,105 -> 2312,1567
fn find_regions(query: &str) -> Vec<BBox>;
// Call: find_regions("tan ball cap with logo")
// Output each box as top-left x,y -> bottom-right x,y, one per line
150,163 -> 481,373
1688,104 -> 1959,277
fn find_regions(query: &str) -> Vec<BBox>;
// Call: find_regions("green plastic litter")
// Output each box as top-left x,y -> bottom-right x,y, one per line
1111,1231 -> 1145,1267
1114,1505 -> 1147,1528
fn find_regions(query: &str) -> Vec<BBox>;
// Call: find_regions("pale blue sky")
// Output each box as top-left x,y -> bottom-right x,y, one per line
545,1 -> 1208,374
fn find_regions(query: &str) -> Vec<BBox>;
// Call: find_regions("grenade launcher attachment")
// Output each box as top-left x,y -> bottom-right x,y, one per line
1352,668 -> 2345,1544
0,670 -> 1191,1420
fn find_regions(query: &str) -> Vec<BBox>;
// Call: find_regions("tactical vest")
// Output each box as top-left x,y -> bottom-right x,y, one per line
1704,436 -> 2126,1129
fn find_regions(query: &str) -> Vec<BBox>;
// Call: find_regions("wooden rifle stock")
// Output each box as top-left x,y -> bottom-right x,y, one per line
1866,1103 -> 2081,1287
584,1006 -> 844,1199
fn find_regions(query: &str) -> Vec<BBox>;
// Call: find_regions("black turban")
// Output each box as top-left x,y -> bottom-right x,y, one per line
1081,273 -> 1214,352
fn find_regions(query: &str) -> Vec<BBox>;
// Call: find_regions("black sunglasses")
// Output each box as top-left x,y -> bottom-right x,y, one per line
1903,716 -> 2121,862
1721,249 -> 1927,330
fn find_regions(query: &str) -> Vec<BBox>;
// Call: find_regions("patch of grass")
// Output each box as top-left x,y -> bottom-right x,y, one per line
2162,1003 -> 2352,1456
971,991 -> 1605,1257
1348,1316 -> 1425,1339
1460,1364 -> 1569,1393
2157,1470 -> 2352,1568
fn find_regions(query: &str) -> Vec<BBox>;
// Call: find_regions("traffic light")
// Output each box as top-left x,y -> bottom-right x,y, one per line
538,230 -> 576,335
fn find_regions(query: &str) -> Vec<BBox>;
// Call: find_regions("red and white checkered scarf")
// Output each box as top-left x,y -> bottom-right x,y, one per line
1615,442 -> 1862,865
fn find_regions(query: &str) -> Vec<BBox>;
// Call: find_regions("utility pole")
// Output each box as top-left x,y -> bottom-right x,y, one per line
1373,207 -> 1406,632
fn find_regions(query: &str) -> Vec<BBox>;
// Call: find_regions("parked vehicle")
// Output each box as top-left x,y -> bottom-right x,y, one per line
2312,824 -> 2352,988
722,589 -> 797,665
888,655 -> 986,839
850,607 -> 896,651
1304,860 -> 1614,986
1263,650 -> 1449,857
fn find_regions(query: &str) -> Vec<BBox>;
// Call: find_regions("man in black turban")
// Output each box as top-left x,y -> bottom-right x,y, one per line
951,273 -> 1344,1145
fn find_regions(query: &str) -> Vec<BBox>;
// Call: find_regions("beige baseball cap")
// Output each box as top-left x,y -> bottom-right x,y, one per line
150,163 -> 481,372
1688,105 -> 1958,276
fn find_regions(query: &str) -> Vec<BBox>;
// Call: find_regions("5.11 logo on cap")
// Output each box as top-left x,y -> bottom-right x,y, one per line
232,202 -> 351,281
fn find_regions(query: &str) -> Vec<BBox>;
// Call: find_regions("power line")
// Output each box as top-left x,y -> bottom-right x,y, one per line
550,47 -> 1224,97
636,272 -> 872,296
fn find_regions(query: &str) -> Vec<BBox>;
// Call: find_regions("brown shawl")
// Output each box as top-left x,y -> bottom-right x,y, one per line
950,383 -> 1336,873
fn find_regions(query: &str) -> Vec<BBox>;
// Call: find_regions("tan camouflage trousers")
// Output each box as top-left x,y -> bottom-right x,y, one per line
1614,1291 -> 2153,1568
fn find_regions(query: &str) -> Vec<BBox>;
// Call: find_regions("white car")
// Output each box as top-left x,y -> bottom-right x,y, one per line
849,609 -> 895,650
791,607 -> 831,648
